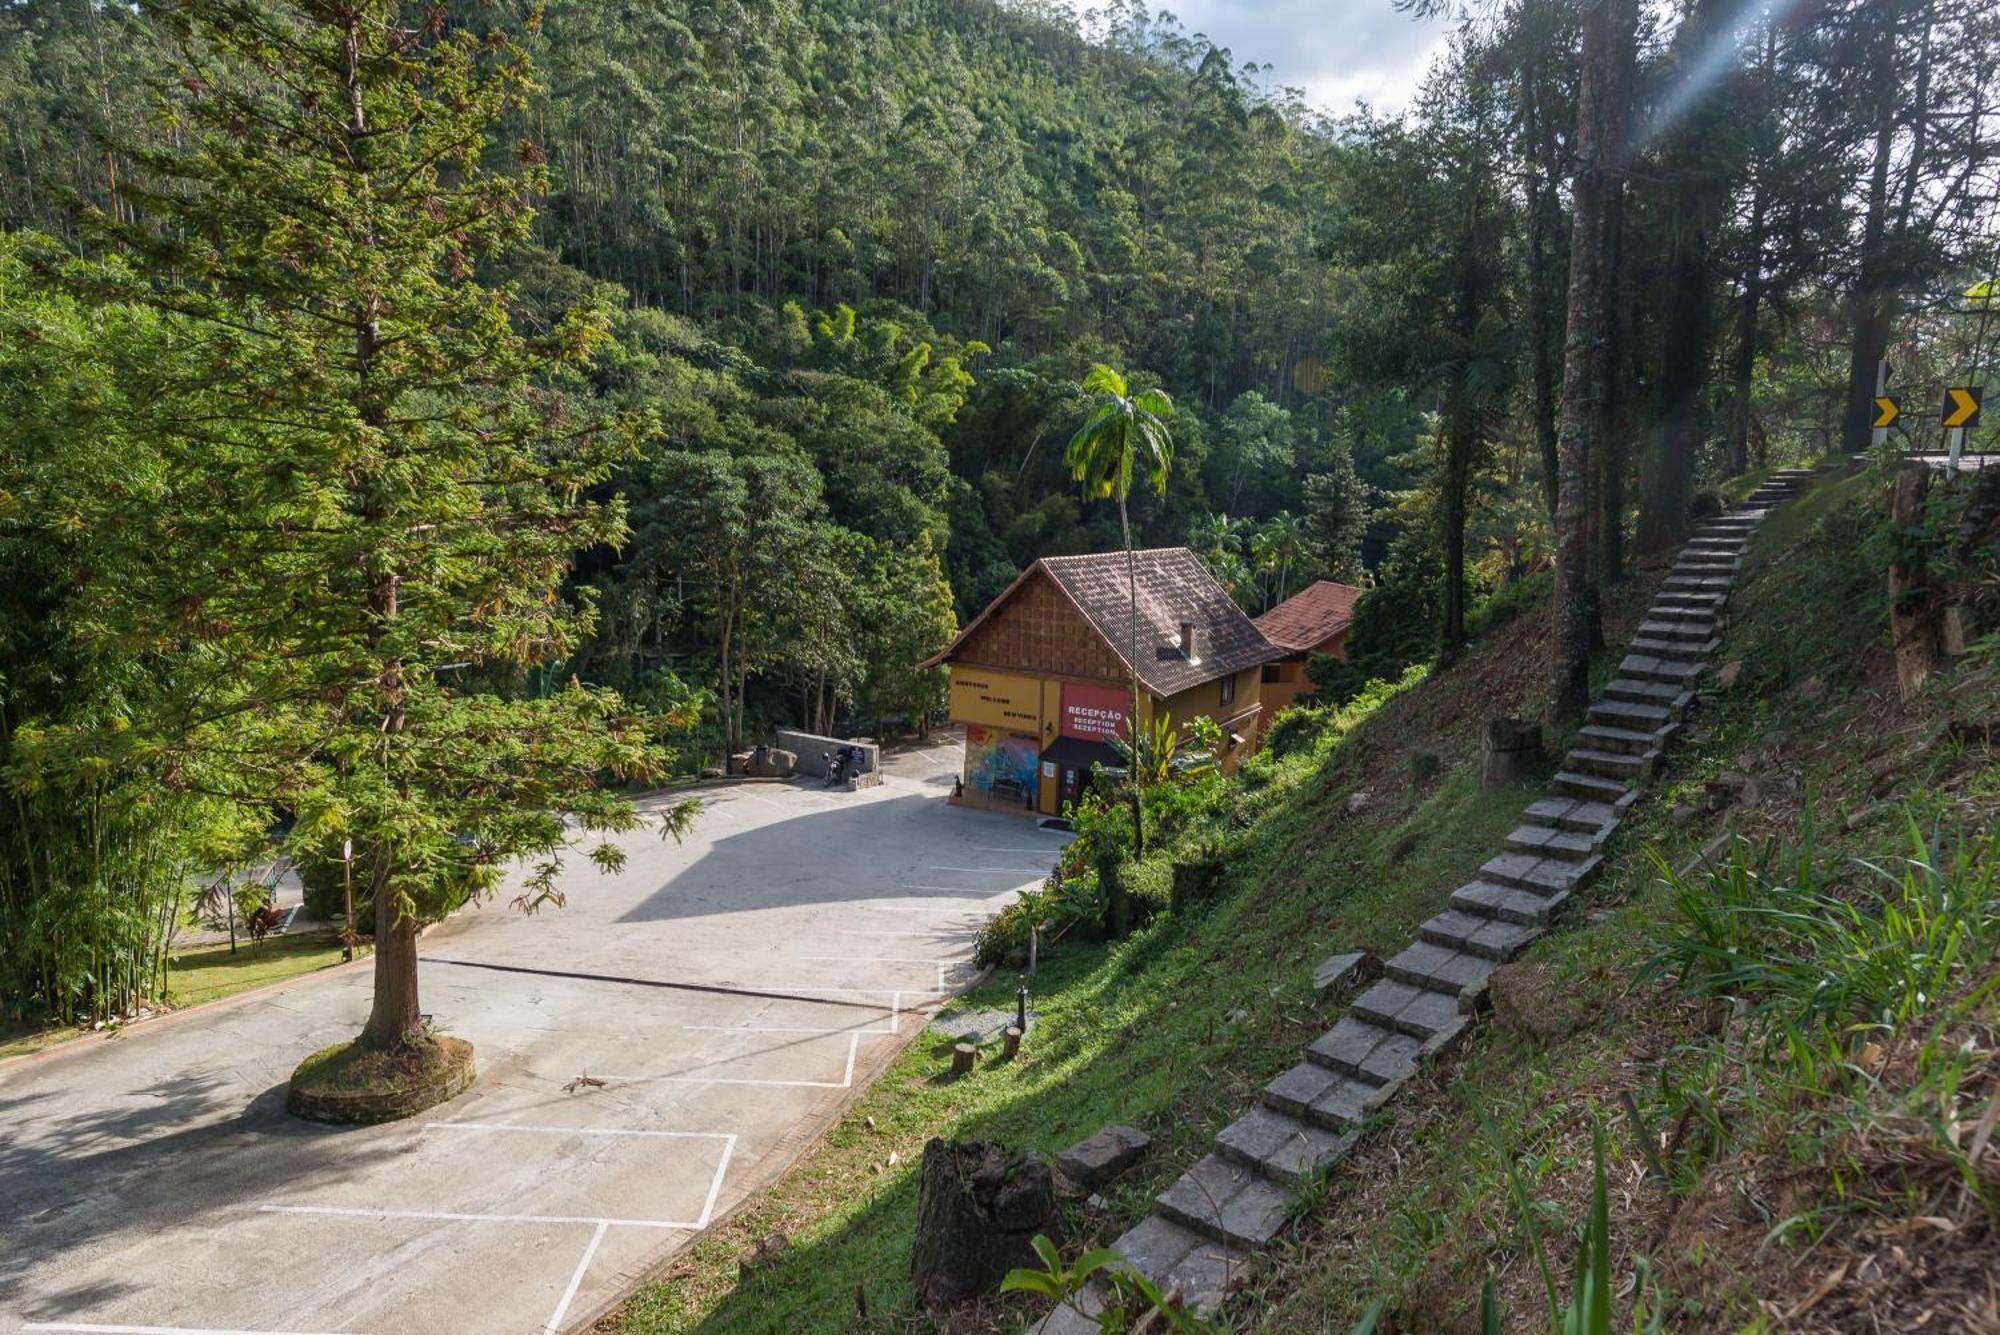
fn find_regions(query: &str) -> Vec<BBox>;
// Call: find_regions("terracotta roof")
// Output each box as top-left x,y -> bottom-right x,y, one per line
925,547 -> 1278,696
1253,580 -> 1365,655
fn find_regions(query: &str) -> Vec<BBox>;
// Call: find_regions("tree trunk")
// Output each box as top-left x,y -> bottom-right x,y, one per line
1119,493 -> 1145,873
1841,1 -> 1901,454
1441,410 -> 1472,658
361,857 -> 422,1049
1551,0 -> 1636,720
1523,61 -> 1566,520
1638,199 -> 1708,552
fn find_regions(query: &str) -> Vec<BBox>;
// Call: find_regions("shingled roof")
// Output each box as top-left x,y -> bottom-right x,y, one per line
927,547 -> 1278,697
1254,580 -> 1366,655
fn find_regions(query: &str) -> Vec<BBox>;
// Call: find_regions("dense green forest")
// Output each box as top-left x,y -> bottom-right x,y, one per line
2,0 -> 1997,1032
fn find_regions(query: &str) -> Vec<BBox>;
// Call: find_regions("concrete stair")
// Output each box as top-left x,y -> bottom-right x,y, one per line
1030,466 -> 1829,1335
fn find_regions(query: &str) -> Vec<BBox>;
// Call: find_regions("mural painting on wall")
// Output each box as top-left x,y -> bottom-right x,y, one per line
1061,681 -> 1129,743
965,725 -> 1040,807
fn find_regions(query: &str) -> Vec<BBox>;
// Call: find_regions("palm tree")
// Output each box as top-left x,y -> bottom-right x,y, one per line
1066,364 -> 1173,868
1265,511 -> 1307,604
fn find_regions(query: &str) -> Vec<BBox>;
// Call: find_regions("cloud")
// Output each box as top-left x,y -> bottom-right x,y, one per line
1162,0 -> 1451,116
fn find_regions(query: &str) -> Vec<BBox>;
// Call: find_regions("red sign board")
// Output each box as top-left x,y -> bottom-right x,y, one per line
1061,682 -> 1128,743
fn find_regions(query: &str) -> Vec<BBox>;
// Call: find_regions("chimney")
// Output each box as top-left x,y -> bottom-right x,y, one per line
1180,620 -> 1201,663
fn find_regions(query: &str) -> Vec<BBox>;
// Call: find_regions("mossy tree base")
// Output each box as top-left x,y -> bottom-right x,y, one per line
287,1033 -> 476,1124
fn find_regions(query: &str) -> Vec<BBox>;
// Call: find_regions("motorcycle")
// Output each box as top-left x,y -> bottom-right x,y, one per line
823,748 -> 848,786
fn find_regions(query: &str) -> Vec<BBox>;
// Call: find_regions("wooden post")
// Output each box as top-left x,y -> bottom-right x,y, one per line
1002,1026 -> 1022,1061
950,1042 -> 976,1078
1890,461 -> 1940,700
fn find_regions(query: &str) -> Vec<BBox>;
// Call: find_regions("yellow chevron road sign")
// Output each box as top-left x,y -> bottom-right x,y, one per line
1872,396 -> 1899,428
1942,386 -> 1982,429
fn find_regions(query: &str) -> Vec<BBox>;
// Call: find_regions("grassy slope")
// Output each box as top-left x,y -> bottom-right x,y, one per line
617,466 -> 1997,1334
613,542 -> 1672,1333
0,933 -> 356,1062
1247,467 -> 2000,1332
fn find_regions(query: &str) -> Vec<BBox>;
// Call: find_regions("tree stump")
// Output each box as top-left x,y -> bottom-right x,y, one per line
1890,461 -> 1940,700
910,1140 -> 1059,1308
949,1042 -> 976,1077
1481,718 -> 1542,786
1002,1026 -> 1022,1060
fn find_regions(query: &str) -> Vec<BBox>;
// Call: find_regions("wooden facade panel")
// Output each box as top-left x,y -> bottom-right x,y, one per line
955,570 -> 1128,683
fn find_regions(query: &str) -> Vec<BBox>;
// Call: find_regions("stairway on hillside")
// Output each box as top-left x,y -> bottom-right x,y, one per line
1032,468 -> 1824,1333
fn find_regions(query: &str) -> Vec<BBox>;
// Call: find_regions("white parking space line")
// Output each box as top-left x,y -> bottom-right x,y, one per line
796,954 -> 972,965
925,865 -> 1051,874
544,1221 -> 608,1335
424,1122 -> 733,1142
972,846 -> 1068,853
22,1326 -> 354,1335
259,1204 -> 699,1229
599,1030 -> 863,1089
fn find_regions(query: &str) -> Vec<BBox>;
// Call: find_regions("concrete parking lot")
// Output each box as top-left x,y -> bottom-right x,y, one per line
0,741 -> 1064,1334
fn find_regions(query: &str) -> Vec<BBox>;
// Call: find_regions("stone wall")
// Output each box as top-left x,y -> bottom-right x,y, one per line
775,729 -> 881,784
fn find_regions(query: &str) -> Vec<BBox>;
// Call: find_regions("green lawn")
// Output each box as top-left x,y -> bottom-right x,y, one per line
0,932 -> 359,1062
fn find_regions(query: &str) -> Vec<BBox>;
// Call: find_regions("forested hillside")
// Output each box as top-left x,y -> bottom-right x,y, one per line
3,0 -> 1997,1033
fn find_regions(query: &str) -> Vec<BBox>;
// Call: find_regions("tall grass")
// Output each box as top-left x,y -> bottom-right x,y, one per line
1643,812 -> 2000,1039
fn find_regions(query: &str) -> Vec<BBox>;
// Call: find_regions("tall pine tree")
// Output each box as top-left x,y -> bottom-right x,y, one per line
45,0 -> 694,1067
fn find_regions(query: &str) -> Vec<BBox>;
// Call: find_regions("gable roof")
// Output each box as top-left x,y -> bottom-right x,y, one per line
1254,580 -> 1366,655
925,547 -> 1278,696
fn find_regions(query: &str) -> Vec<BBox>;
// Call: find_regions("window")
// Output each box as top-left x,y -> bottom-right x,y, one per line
1220,673 -> 1236,706
1261,664 -> 1280,684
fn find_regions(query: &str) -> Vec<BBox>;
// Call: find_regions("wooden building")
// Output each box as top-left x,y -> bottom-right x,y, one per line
1252,580 -> 1365,721
924,547 -> 1276,817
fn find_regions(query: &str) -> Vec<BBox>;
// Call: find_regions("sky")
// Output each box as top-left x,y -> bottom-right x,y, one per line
1139,0 -> 1451,116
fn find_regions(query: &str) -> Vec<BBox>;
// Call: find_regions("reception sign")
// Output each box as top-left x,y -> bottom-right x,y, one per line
949,668 -> 1042,732
1061,681 -> 1129,743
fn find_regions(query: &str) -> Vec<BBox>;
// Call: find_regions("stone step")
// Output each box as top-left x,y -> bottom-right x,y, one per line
1637,617 -> 1716,642
1521,793 -> 1622,834
1589,697 -> 1672,731
1550,768 -> 1634,803
1698,515 -> 1760,529
1503,821 -> 1607,861
1672,558 -> 1739,578
1419,907 -> 1541,961
1620,654 -> 1704,686
1566,745 -> 1658,781
1654,593 -> 1728,615
1262,1060 -> 1397,1132
1216,1105 -> 1357,1187
1307,1014 -> 1428,1085
1660,575 -> 1733,595
1450,879 -> 1571,926
1113,1209 -> 1251,1310
1630,635 -> 1718,658
1307,1010 -> 1471,1086
1478,850 -> 1603,894
1646,601 -> 1721,623
1600,677 -> 1693,714
1351,977 -> 1467,1040
1156,1153 -> 1293,1250
1383,940 -> 1498,1003
1578,721 -> 1673,755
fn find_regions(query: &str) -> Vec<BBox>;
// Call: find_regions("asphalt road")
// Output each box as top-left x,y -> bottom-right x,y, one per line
0,741 -> 1065,1335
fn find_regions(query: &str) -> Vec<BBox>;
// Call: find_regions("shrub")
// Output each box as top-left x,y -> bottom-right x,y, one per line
1264,704 -> 1329,759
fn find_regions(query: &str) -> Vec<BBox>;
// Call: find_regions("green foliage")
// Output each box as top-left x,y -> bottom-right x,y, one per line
1643,814 -> 2000,1041
1001,1233 -> 1228,1334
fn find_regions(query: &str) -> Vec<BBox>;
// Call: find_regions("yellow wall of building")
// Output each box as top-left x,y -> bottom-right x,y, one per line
1155,666 -> 1263,773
